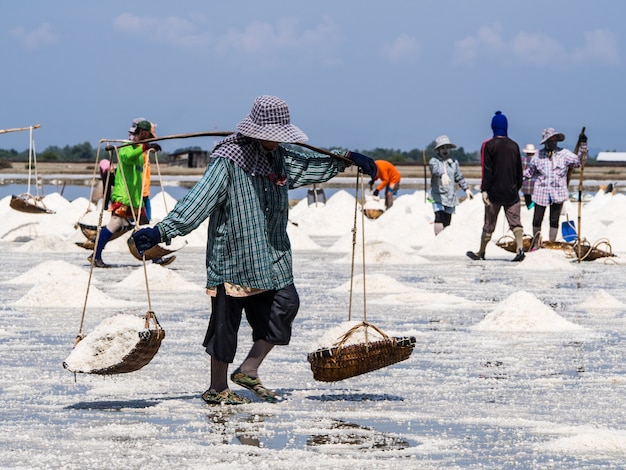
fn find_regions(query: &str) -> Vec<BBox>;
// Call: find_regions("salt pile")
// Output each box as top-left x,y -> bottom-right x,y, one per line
472,290 -> 584,332
119,263 -> 200,291
331,273 -> 417,294
13,281 -> 140,308
577,289 -> 624,309
5,260 -> 97,285
313,320 -> 386,349
334,240 -> 429,265
538,428 -> 626,455
63,313 -> 150,373
14,234 -> 83,253
371,289 -> 471,308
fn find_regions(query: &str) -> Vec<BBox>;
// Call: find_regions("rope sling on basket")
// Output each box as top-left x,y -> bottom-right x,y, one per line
63,140 -> 165,376
307,167 -> 416,382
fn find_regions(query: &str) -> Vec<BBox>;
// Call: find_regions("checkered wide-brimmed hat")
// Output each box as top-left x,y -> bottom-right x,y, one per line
236,95 -> 308,143
541,128 -> 565,144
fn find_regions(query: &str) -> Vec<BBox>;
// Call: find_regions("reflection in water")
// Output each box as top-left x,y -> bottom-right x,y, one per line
307,419 -> 410,451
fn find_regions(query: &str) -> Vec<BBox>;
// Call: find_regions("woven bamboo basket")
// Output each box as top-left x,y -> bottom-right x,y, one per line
127,236 -> 177,261
10,193 -> 54,214
64,311 -> 165,375
495,234 -> 533,253
78,221 -> 134,243
307,322 -> 416,382
363,208 -> 384,220
572,239 -> 616,261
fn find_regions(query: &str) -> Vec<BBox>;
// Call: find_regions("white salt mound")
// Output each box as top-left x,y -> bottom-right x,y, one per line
473,290 -> 584,332
63,314 -> 150,373
578,289 -> 624,309
13,281 -> 137,308
5,260 -> 96,285
314,321 -> 386,349
371,289 -> 471,308
331,273 -> 416,294
119,263 -> 200,291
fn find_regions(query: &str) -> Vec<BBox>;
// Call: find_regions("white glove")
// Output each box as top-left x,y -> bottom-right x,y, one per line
465,188 -> 474,199
481,191 -> 491,206
441,173 -> 451,186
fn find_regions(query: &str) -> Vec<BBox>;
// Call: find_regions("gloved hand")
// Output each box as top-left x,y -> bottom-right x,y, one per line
441,173 -> 451,186
373,189 -> 380,197
368,180 -> 374,191
465,188 -> 474,199
105,145 -> 116,152
131,226 -> 162,254
481,191 -> 491,206
348,152 -> 377,180
577,130 -> 587,144
145,142 -> 162,152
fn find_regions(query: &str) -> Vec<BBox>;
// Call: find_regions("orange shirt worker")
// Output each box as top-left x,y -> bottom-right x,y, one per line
368,160 -> 401,209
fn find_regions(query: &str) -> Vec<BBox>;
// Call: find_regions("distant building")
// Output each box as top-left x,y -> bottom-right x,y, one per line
596,152 -> 626,163
168,149 -> 208,168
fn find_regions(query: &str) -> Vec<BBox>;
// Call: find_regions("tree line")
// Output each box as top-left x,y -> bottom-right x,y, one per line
0,140 -> 480,165
0,140 -> 604,169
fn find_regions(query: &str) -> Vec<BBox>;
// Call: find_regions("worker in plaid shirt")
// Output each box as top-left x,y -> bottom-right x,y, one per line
523,127 -> 586,247
131,95 -> 377,405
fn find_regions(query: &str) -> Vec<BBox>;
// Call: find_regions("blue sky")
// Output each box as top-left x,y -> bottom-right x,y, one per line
1,1 -> 624,155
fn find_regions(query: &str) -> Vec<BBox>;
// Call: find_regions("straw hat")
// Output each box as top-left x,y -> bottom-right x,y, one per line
434,135 -> 457,150
523,144 -> 537,155
540,128 -> 565,144
236,95 -> 308,143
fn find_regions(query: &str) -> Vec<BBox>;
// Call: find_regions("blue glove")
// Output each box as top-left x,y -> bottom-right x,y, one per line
348,152 -> 378,180
145,143 -> 161,152
131,226 -> 162,254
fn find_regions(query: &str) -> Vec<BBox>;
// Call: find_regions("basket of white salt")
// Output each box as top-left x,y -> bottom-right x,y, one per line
307,321 -> 416,382
63,311 -> 165,375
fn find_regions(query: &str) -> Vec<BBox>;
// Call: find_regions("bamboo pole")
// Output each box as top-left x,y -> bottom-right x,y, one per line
0,124 -> 41,135
576,127 -> 587,263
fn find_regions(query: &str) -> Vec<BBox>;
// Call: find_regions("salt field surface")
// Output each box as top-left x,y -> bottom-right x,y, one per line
1,189 -> 625,469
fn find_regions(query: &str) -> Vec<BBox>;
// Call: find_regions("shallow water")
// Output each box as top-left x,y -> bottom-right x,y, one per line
1,237 -> 625,468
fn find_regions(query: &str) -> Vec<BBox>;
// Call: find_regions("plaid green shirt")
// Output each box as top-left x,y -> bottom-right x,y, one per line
158,144 -> 350,290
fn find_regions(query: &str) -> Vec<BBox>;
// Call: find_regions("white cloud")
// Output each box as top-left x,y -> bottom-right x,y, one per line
380,34 -> 421,63
112,13 -> 341,66
215,16 -> 340,60
113,13 -> 212,48
10,23 -> 59,50
453,24 -> 621,68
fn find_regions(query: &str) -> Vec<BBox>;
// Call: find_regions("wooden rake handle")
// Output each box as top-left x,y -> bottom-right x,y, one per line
0,124 -> 41,135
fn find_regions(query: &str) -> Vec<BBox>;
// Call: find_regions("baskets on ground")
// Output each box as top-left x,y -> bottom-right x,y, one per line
10,193 -> 54,214
307,321 -> 416,382
495,234 -> 533,253
63,310 -> 165,375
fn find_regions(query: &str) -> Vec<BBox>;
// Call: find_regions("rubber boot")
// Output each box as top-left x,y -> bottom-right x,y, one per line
434,223 -> 444,235
530,226 -> 541,251
549,226 -> 558,242
466,231 -> 491,260
511,226 -> 525,262
92,227 -> 113,266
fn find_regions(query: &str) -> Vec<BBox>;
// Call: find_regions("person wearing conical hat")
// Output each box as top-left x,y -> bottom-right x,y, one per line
467,111 -> 525,262
521,143 -> 537,209
429,135 -> 473,235
523,127 -> 586,248
130,95 -> 378,405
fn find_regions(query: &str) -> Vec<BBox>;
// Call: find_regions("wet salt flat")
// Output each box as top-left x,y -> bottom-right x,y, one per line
1,188 -> 626,469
